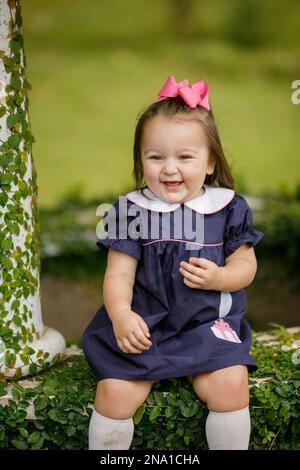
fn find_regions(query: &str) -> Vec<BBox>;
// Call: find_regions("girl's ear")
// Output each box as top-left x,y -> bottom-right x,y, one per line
207,157 -> 215,175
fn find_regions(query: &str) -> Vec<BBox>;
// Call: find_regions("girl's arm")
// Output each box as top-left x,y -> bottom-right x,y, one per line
103,248 -> 138,322
103,248 -> 152,354
217,244 -> 258,292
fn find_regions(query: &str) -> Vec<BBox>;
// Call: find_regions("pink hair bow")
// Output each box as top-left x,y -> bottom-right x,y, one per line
154,75 -> 210,111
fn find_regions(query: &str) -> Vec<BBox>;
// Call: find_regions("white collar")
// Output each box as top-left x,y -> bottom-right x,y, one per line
126,184 -> 235,214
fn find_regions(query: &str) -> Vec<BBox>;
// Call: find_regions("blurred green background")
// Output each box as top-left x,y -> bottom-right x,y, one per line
22,0 -> 300,209
17,0 -> 300,338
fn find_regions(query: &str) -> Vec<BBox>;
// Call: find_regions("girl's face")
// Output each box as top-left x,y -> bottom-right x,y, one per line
141,114 -> 215,204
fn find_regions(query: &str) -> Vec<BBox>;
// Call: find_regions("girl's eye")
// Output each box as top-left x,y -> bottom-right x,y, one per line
149,156 -> 161,160
180,155 -> 192,159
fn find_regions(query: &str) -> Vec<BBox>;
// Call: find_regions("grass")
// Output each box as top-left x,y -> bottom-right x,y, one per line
20,0 -> 300,208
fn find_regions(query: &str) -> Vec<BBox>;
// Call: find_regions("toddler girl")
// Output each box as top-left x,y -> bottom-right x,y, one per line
82,75 -> 264,450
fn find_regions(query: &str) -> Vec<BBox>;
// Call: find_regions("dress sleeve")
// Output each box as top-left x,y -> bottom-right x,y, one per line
223,193 -> 264,258
96,197 -> 142,261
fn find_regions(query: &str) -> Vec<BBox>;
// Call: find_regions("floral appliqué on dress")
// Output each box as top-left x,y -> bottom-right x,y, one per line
211,319 -> 241,343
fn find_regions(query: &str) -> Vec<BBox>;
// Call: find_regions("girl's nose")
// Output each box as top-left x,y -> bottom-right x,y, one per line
163,161 -> 179,174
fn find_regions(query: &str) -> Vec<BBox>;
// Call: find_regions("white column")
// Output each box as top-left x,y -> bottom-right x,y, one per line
0,0 -> 65,378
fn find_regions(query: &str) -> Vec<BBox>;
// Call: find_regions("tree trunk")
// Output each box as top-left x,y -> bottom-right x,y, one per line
0,0 -> 65,379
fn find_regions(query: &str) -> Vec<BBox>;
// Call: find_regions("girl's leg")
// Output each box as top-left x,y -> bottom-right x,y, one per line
89,378 -> 156,450
189,365 -> 251,450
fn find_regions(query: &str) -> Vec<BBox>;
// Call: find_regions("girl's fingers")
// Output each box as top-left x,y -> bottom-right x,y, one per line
183,278 -> 198,288
130,332 -> 151,350
121,337 -> 143,354
180,262 -> 205,276
137,319 -> 152,344
180,268 -> 202,285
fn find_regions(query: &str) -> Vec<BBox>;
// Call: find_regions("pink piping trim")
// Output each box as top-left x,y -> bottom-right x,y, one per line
142,239 -> 224,247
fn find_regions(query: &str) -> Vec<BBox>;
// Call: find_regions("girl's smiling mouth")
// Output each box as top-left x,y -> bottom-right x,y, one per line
162,181 -> 183,189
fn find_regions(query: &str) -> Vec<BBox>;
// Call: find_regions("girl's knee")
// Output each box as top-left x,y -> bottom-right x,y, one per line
94,378 -> 153,417
192,366 -> 249,410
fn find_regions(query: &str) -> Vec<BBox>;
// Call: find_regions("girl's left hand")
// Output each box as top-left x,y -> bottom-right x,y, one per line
179,257 -> 223,291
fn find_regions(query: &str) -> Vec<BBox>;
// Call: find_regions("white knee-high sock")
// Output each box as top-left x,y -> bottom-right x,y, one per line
205,406 -> 251,450
88,408 -> 134,450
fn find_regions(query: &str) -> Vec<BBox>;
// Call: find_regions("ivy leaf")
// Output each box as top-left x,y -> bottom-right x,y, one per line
10,74 -> 22,91
29,363 -> 38,375
7,113 -> 19,127
0,192 -> 8,206
0,106 -> 7,118
34,397 -> 49,412
1,256 -> 13,270
8,133 -> 21,149
7,221 -> 20,235
1,238 -> 13,251
1,173 -> 12,185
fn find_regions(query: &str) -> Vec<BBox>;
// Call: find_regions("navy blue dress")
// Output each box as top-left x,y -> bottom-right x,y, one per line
82,185 -> 264,381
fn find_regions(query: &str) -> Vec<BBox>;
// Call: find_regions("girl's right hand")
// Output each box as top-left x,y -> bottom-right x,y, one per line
112,310 -> 152,354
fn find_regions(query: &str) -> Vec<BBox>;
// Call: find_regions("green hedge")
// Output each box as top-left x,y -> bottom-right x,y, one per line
0,324 -> 300,450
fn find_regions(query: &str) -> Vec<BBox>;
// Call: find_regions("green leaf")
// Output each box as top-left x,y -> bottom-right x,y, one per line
66,426 -> 77,437
166,395 -> 177,406
0,173 -> 12,185
11,438 -> 28,450
12,387 -> 21,400
149,405 -> 160,422
1,238 -> 13,251
29,363 -> 38,375
48,409 -> 67,424
8,133 -> 21,149
27,431 -> 41,444
153,392 -> 165,406
19,428 -> 28,438
7,221 -> 20,235
18,180 -> 27,191
11,299 -> 20,310
179,402 -> 193,418
31,436 -> 44,450
12,315 -> 22,327
1,256 -> 13,270
146,394 -> 154,405
7,113 -> 19,127
0,106 -> 7,118
19,162 -> 26,177
165,406 -> 174,418
34,397 -> 49,412
42,385 -> 56,396
10,75 -> 21,91
134,405 -> 145,425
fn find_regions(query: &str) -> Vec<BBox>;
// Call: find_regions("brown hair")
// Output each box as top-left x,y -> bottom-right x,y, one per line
132,96 -> 234,193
